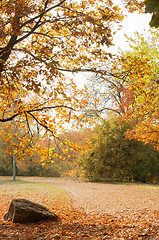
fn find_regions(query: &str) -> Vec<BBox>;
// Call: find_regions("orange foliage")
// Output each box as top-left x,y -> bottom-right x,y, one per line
0,178 -> 159,239
116,30 -> 159,151
0,0 -> 126,160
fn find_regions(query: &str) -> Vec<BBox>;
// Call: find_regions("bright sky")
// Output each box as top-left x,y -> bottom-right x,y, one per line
110,11 -> 152,53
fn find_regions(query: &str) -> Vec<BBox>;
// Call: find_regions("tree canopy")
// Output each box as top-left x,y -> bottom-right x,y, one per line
0,0 -> 127,158
0,0 -> 146,126
117,29 -> 159,151
0,0 -> 155,162
83,28 -> 159,152
0,0 -> 123,121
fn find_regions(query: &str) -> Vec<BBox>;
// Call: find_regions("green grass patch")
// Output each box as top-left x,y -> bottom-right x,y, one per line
0,177 -> 69,198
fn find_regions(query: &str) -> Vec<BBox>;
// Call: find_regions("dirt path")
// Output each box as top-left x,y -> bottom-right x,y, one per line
19,177 -> 159,215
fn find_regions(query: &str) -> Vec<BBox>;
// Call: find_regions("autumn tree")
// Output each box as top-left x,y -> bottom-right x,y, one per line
86,29 -> 159,152
79,117 -> 159,183
115,29 -> 159,151
1,0 -> 131,160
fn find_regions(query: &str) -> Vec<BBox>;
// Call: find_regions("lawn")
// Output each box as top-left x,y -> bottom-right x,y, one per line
0,176 -> 159,239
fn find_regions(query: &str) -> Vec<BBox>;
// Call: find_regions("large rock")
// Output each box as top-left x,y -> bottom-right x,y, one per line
3,199 -> 59,223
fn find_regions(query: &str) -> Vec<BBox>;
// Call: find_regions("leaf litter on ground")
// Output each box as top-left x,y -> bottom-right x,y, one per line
0,176 -> 158,239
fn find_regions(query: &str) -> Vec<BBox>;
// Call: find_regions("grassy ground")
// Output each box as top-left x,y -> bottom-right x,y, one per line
0,176 -> 159,239
0,177 -> 68,196
0,176 -> 70,222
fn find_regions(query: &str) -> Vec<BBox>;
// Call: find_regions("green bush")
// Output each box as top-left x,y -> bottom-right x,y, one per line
80,119 -> 159,183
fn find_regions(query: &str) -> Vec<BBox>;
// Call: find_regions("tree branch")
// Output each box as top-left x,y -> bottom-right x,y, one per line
19,0 -> 66,30
0,105 -> 75,122
24,112 -> 33,139
0,0 -> 66,73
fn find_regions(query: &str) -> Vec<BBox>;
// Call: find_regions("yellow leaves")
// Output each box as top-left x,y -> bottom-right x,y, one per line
52,153 -> 58,158
118,30 -> 159,151
62,148 -> 68,154
0,0 -> 132,163
122,0 -> 145,13
13,149 -> 18,154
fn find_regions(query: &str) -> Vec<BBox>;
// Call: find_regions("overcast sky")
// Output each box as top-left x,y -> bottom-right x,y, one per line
110,11 -> 152,53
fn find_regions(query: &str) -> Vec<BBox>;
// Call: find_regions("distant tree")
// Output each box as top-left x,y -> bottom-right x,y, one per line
84,65 -> 135,120
40,129 -> 91,177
